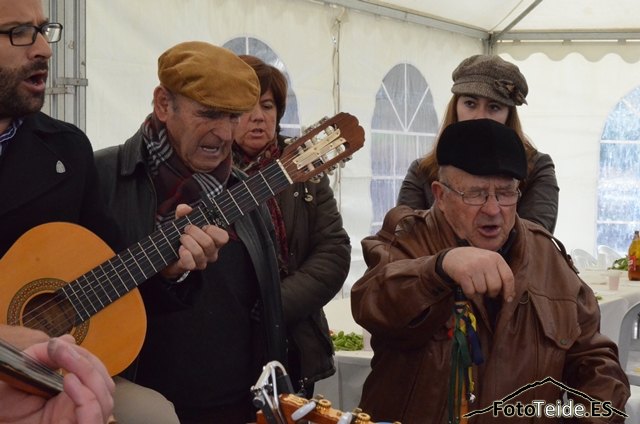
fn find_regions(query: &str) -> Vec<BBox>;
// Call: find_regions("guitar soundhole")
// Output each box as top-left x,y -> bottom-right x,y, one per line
7,278 -> 89,343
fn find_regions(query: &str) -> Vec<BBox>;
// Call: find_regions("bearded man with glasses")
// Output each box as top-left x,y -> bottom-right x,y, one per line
351,119 -> 630,424
0,1 -> 222,423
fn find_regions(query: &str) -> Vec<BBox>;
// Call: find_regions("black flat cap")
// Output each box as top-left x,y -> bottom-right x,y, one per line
436,119 -> 527,180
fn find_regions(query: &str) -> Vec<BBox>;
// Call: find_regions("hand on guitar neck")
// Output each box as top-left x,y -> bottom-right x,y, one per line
0,334 -> 115,424
158,203 -> 230,281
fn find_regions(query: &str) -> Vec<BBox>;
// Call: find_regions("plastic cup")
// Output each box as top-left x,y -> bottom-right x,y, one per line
363,329 -> 372,351
608,271 -> 621,291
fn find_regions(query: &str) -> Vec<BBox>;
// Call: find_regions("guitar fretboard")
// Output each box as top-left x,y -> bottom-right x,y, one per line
0,338 -> 63,396
60,159 -> 292,324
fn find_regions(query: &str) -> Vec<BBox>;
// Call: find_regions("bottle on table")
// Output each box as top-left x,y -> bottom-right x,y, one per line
629,230 -> 640,281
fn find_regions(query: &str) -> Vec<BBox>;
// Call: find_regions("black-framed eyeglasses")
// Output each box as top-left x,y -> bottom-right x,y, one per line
440,181 -> 521,206
0,23 -> 63,46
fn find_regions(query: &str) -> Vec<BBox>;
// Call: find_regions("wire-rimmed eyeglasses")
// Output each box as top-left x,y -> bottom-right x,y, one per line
0,23 -> 63,46
440,181 -> 521,206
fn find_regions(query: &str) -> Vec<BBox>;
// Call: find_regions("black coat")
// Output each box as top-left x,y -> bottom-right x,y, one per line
275,136 -> 351,388
0,112 -> 119,257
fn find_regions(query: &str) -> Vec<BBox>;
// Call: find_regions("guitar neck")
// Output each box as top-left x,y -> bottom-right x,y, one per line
58,112 -> 365,327
0,338 -> 63,398
61,160 -> 292,325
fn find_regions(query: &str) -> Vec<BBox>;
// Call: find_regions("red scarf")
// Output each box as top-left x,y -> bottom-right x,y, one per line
232,141 -> 289,275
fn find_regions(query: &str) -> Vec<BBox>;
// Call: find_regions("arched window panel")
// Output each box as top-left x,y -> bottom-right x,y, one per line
224,37 -> 301,138
597,86 -> 640,253
601,87 -> 640,141
370,63 -> 438,234
372,64 -> 439,133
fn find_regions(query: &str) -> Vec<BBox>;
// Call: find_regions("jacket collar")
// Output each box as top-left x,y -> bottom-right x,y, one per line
0,113 -> 70,217
119,127 -> 148,177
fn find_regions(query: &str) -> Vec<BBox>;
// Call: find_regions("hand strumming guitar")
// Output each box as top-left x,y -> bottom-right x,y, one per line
0,335 -> 115,424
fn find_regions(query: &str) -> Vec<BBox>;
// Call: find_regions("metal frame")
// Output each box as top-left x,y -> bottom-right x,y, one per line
313,0 -> 640,53
43,0 -> 87,131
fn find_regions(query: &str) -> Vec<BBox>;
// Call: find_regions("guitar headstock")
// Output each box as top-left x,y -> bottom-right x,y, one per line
280,112 -> 365,183
256,393 -> 401,424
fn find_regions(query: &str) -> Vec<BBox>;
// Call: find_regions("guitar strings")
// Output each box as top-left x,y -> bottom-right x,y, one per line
19,161 -> 287,332
18,216 -> 204,334
0,338 -> 64,391
18,123 -> 345,342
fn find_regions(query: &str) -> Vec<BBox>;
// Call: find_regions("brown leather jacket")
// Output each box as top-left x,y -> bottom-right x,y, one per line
351,206 -> 629,423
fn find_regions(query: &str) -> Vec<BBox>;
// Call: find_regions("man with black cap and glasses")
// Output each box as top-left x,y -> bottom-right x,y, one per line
352,119 -> 630,424
0,1 -> 223,422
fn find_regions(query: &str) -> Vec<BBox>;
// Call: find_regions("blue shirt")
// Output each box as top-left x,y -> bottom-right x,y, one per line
0,118 -> 24,156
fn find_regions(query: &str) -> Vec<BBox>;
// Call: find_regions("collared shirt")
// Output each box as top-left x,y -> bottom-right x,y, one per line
0,118 -> 24,156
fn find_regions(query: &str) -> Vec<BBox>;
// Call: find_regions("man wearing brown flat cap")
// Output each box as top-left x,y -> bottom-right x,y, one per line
95,41 -> 287,423
352,119 -> 629,424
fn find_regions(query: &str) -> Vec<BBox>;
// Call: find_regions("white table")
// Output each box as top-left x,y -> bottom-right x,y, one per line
579,269 -> 640,345
314,350 -> 372,412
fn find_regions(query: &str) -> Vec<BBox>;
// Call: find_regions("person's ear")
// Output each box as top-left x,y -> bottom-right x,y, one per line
432,180 -> 450,212
432,181 -> 446,203
153,86 -> 172,122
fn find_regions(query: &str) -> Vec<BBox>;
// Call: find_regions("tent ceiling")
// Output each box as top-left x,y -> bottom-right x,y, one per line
317,0 -> 640,43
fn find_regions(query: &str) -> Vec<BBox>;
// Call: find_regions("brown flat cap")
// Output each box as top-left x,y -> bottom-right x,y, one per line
158,41 -> 259,113
437,119 -> 527,180
451,54 -> 528,107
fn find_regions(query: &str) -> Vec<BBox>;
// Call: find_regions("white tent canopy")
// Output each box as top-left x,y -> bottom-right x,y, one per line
329,1 -> 640,38
83,0 -> 640,292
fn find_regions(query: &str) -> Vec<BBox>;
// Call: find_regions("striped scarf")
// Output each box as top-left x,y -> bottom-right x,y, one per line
141,114 -> 231,227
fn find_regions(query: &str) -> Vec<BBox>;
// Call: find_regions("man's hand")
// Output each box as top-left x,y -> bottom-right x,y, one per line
160,204 -> 230,280
0,335 -> 115,424
441,246 -> 515,303
0,324 -> 49,351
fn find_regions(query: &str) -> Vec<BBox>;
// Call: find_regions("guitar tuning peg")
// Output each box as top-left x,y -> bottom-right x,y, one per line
317,398 -> 332,411
290,399 -> 317,421
354,412 -> 372,424
337,411 -> 353,424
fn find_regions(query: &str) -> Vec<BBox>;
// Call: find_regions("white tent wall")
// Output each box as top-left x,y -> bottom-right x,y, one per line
497,44 -> 640,256
85,0 -> 640,295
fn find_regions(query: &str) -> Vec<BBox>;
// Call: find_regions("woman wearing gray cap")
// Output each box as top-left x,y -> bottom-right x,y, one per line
397,54 -> 559,233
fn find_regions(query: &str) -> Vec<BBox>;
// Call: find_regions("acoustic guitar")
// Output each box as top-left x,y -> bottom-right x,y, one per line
0,112 -> 365,376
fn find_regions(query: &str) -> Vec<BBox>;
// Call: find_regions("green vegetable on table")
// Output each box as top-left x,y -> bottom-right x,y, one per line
331,330 -> 364,351
609,257 -> 628,271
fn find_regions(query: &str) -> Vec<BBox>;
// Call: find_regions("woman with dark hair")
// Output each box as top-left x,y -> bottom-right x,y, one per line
397,54 -> 559,233
233,55 -> 351,397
